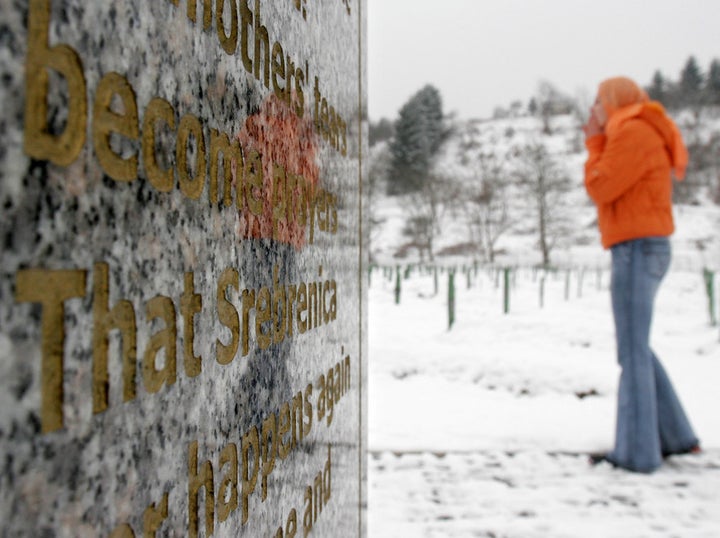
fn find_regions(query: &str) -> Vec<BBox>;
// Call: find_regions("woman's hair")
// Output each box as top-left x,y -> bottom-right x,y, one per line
597,77 -> 649,116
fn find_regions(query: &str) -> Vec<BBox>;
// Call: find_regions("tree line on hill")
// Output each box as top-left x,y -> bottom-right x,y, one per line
649,56 -> 720,109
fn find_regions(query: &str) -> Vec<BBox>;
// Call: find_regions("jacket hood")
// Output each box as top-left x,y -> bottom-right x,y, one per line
606,101 -> 688,180
597,76 -> 649,117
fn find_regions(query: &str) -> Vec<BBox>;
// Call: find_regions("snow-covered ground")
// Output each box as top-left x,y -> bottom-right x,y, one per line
367,265 -> 720,537
366,110 -> 720,536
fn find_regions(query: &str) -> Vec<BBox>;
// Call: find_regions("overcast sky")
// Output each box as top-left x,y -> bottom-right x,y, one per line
368,0 -> 720,121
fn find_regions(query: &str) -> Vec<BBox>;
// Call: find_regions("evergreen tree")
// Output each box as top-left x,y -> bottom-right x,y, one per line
706,59 -> 720,105
647,70 -> 666,103
416,85 -> 445,154
680,56 -> 704,105
388,85 -> 446,194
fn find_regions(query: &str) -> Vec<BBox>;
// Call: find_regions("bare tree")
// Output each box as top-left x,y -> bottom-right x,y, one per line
463,152 -> 513,263
534,80 -> 574,135
513,142 -> 573,267
366,143 -> 392,261
570,88 -> 592,153
401,172 -> 452,262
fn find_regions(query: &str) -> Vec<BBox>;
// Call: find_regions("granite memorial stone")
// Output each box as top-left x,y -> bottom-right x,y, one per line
0,0 -> 367,535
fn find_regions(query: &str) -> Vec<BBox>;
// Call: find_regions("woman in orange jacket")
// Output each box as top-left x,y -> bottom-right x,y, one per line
583,76 -> 699,473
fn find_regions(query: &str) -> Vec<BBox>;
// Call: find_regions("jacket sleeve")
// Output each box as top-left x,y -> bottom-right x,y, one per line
584,120 -> 653,204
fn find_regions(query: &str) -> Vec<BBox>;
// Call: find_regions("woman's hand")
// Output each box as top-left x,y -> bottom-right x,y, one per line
583,99 -> 606,139
582,111 -> 603,138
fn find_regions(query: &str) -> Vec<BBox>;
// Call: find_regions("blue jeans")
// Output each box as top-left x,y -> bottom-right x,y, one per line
607,237 -> 698,473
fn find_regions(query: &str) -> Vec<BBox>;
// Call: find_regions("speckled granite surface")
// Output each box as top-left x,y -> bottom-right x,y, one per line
0,1 -> 367,535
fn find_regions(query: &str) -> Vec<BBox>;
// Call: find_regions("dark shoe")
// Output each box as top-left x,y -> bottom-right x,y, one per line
588,453 -> 616,467
662,444 -> 701,459
588,454 -> 660,473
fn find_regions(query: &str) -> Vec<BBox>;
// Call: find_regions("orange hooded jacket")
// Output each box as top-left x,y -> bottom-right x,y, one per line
584,77 -> 688,249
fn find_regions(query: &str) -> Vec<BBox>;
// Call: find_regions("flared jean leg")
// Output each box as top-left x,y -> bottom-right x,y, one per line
607,237 -> 697,472
652,351 -> 699,454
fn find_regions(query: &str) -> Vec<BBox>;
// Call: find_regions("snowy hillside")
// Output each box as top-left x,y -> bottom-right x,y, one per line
369,112 -> 720,271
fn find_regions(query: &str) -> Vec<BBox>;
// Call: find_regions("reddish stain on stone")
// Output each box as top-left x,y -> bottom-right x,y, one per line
236,94 -> 319,249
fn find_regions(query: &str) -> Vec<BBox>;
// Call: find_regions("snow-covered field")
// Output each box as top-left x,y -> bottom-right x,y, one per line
366,109 -> 720,536
367,265 -> 720,537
